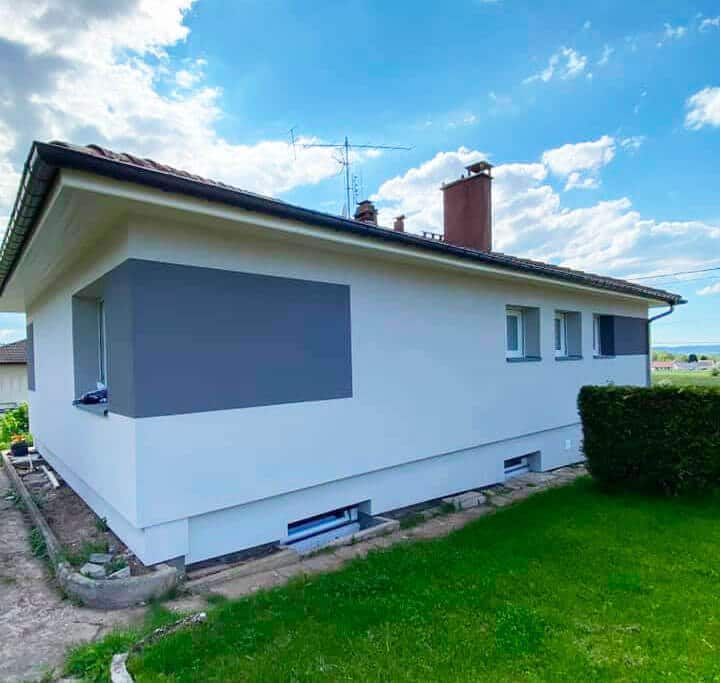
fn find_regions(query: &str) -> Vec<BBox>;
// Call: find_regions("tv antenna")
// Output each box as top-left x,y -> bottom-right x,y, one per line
290,130 -> 410,218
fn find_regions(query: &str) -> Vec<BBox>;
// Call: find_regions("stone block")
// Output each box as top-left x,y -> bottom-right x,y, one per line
80,562 -> 106,579
89,553 -> 113,564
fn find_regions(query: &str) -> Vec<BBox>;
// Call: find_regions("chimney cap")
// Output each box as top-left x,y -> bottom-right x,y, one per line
465,160 -> 493,175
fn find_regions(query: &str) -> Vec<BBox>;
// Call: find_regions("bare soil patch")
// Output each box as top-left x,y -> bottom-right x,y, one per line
13,455 -> 151,576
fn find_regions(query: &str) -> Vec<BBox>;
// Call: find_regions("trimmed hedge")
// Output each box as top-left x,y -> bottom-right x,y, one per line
578,385 -> 720,495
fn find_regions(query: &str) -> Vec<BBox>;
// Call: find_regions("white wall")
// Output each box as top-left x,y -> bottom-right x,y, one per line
27,228 -> 140,528
0,365 -> 28,408
27,208 -> 649,565
128,217 -> 647,532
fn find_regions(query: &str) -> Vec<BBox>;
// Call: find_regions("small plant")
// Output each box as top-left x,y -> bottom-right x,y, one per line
64,539 -> 109,567
0,402 -> 30,446
29,527 -> 49,561
107,557 -> 128,574
95,516 -> 109,532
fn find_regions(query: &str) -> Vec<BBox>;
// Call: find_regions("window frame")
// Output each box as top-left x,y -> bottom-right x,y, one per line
97,299 -> 107,387
592,314 -> 601,356
505,307 -> 524,359
554,312 -> 567,358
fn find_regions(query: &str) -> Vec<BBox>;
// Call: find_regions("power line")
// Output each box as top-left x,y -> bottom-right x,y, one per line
630,265 -> 720,281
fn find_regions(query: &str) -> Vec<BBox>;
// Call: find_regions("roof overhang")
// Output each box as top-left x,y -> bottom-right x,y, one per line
0,141 -> 686,311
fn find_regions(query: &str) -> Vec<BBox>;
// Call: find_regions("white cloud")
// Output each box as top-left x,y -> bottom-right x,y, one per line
658,22 -> 687,46
524,47 -> 587,84
699,16 -> 720,32
685,86 -> 720,130
0,1 -> 364,217
597,44 -> 614,66
370,147 -> 487,233
583,20 -> 592,30
542,135 -> 615,189
371,146 -> 720,279
619,135 -> 645,152
697,282 -> 720,296
664,23 -> 688,39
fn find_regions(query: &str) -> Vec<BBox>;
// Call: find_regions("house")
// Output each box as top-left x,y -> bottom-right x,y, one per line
651,360 -> 674,371
0,141 -> 683,569
672,360 -> 717,371
0,339 -> 28,411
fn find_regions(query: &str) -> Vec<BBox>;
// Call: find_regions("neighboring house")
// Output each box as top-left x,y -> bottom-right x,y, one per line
651,361 -> 674,371
0,141 -> 683,568
672,360 -> 717,371
0,339 -> 28,411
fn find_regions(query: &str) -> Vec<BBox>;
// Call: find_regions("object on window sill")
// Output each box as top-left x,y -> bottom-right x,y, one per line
73,382 -> 107,407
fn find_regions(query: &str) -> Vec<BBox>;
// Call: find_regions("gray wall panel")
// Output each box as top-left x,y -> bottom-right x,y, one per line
128,259 -> 353,417
72,259 -> 353,418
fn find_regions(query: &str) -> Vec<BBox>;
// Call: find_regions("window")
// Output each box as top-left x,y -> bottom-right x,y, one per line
506,306 -> 541,361
554,313 -> 567,358
592,315 -> 600,356
556,310 -> 582,359
97,300 -> 107,387
506,307 -> 524,358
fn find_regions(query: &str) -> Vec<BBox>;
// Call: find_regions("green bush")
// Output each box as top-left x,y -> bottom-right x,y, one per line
0,402 -> 30,447
578,385 -> 720,495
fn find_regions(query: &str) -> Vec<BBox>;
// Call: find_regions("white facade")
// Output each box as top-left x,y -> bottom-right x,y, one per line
17,176 -> 652,566
0,364 -> 28,409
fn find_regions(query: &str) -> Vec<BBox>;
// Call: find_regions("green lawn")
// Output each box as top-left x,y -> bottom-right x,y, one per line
66,480 -> 720,682
652,370 -> 720,388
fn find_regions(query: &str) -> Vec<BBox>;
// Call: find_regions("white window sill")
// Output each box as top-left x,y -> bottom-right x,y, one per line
555,355 -> 583,362
506,356 -> 542,363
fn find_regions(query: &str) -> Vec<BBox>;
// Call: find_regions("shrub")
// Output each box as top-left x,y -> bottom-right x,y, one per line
0,402 -> 30,447
578,385 -> 720,495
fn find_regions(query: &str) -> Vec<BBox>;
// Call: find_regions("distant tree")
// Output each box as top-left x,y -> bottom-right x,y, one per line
700,355 -> 709,360
653,351 -> 675,361
688,353 -> 698,363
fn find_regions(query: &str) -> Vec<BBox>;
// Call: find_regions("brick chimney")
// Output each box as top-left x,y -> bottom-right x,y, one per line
393,215 -> 405,232
354,200 -> 378,225
441,161 -> 493,251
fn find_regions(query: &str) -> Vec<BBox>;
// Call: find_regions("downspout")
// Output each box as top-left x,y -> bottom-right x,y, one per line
646,304 -> 676,386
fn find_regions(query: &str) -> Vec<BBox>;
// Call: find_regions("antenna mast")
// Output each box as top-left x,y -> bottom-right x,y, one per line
290,132 -> 410,218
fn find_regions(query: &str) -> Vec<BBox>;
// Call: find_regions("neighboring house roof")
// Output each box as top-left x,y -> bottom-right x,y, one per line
0,339 -> 26,364
651,361 -> 674,369
0,141 -> 685,306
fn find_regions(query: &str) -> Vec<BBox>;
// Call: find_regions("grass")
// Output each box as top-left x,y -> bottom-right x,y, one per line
652,369 -> 720,388
64,478 -> 720,681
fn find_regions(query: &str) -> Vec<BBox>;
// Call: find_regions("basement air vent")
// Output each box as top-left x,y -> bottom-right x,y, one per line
504,455 -> 530,479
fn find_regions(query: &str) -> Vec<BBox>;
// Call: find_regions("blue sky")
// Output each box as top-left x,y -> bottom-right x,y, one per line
0,0 -> 719,344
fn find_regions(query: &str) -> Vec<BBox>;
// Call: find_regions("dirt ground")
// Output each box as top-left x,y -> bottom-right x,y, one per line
18,460 -> 149,576
0,464 -> 147,681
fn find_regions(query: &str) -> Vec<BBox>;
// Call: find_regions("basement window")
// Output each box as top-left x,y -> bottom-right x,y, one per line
504,455 -> 530,479
506,305 -> 541,361
283,505 -> 361,554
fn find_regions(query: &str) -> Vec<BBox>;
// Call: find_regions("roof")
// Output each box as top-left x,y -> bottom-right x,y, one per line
651,361 -> 674,368
0,140 -> 685,306
0,339 -> 26,364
